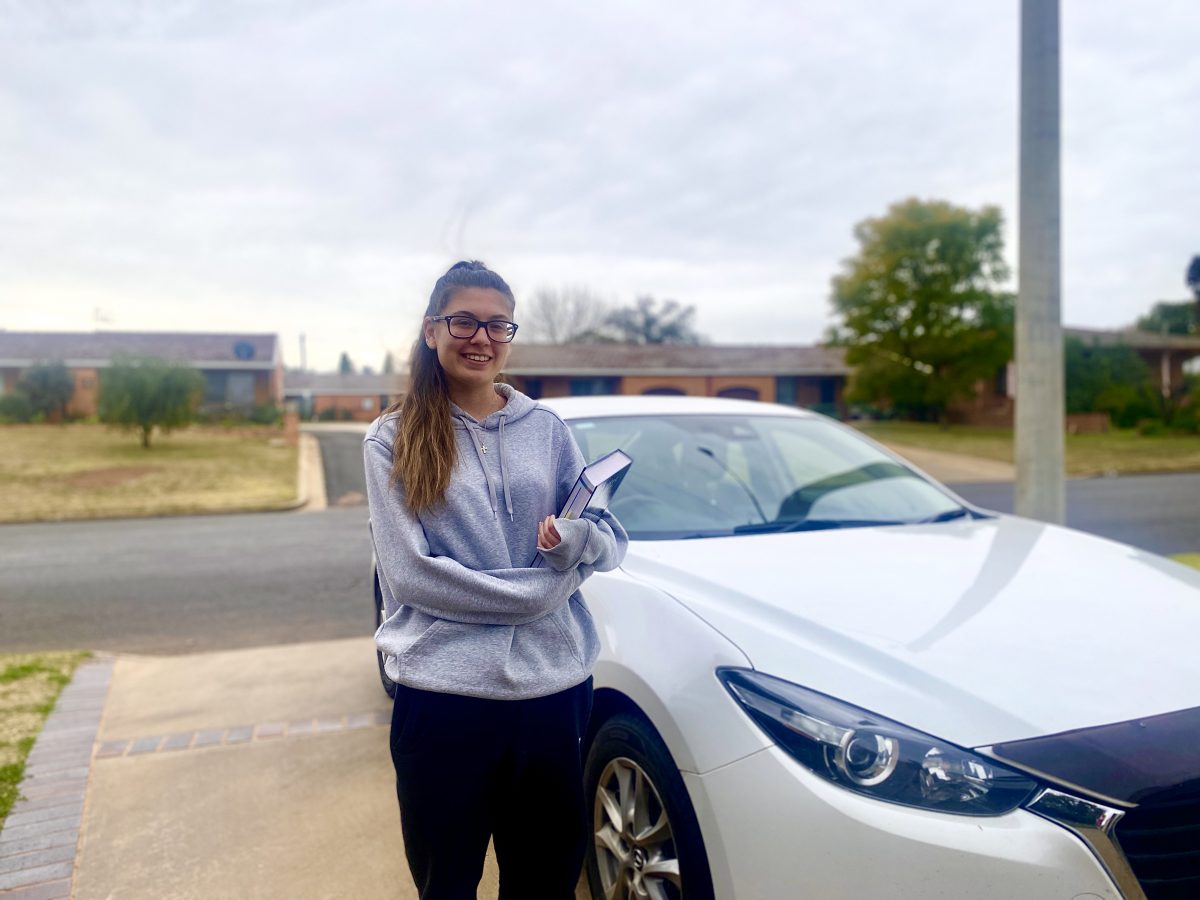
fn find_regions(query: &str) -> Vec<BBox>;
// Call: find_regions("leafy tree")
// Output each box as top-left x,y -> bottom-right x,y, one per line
18,361 -> 74,421
521,286 -> 614,344
1187,255 -> 1200,300
1136,300 -> 1196,335
382,352 -> 396,375
828,198 -> 1014,422
338,352 -> 354,375
602,296 -> 704,345
1064,338 -> 1157,428
0,391 -> 34,423
98,355 -> 205,449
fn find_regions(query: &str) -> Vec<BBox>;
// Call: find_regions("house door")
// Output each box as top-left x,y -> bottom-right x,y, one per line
227,373 -> 255,408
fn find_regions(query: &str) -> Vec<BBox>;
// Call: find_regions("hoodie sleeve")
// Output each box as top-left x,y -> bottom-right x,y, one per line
365,434 -> 584,626
536,425 -> 629,573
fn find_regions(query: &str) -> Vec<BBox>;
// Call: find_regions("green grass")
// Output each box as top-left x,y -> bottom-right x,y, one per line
1172,554 -> 1200,571
0,652 -> 89,828
0,424 -> 299,523
853,421 -> 1200,477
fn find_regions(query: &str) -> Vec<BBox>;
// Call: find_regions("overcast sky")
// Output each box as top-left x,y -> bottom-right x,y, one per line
1,0 -> 1197,372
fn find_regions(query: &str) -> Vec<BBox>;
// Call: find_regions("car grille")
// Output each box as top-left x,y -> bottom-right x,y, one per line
1115,791 -> 1200,899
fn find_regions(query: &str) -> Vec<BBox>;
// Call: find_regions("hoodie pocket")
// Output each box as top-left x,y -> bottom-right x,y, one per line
547,602 -> 586,667
395,618 -> 446,669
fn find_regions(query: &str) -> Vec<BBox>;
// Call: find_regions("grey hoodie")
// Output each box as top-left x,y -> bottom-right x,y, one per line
364,383 -> 628,700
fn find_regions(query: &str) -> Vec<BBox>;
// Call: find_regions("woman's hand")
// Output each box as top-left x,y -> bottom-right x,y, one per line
537,514 -> 562,551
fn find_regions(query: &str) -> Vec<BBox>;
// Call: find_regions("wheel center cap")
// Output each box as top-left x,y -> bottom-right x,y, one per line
632,847 -> 647,871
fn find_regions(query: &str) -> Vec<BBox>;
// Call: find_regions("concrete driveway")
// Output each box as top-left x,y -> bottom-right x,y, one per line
3,638 -> 591,898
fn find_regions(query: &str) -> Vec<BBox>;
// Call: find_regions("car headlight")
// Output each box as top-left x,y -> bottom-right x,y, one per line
718,668 -> 1038,816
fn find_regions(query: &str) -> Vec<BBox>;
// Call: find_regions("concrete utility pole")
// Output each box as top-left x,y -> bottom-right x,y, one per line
1015,0 -> 1065,524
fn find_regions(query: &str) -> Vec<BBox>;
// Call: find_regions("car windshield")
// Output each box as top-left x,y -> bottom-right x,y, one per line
567,414 -> 969,540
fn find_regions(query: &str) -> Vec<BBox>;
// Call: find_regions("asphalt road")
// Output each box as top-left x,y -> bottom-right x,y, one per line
316,430 -> 370,506
951,473 -> 1200,556
2,429 -> 1194,655
0,506 -> 374,655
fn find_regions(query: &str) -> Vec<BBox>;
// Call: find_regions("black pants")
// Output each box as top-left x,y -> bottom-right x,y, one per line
389,678 -> 593,900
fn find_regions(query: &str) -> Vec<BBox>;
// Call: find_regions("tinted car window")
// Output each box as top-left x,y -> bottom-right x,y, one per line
568,415 -> 965,540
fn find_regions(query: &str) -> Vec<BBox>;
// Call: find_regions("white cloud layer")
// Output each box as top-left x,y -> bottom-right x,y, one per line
1,0 -> 1197,370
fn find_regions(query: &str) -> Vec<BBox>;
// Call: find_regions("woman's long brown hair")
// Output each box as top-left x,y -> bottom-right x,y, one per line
388,261 -> 514,512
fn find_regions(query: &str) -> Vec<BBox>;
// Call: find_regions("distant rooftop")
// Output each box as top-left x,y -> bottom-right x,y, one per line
283,371 -> 406,394
1064,326 -> 1200,352
0,331 -> 279,367
504,343 -> 849,376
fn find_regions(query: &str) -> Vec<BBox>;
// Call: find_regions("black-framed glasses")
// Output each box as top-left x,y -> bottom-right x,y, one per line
430,315 -> 519,343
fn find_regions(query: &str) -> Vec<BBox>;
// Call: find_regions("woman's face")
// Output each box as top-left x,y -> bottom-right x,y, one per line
423,287 -> 516,392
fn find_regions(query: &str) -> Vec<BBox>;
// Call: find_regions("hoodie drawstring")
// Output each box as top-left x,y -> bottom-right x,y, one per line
458,415 -> 500,519
497,416 -> 514,521
453,415 -> 511,520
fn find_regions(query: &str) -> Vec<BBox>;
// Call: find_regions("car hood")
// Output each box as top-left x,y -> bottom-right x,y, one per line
620,514 -> 1200,747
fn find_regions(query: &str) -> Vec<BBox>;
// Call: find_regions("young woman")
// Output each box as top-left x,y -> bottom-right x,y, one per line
364,260 -> 627,900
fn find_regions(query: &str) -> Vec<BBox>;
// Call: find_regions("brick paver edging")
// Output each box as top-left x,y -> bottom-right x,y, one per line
93,710 -> 391,759
0,658 -> 114,899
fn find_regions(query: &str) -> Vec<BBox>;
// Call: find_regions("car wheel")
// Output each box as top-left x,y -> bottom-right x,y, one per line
373,568 -> 397,699
584,712 -> 714,900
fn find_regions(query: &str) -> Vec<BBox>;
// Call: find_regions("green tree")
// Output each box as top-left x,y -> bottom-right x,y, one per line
1064,338 -> 1157,428
1136,300 -> 1196,336
17,361 -> 74,421
602,296 -> 704,345
98,355 -> 205,449
338,352 -> 354,375
828,198 -> 1014,422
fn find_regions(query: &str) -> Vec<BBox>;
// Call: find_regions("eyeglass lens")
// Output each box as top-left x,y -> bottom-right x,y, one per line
447,316 -> 516,342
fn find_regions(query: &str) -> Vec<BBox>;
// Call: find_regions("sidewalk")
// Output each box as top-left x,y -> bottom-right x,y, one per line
881,442 -> 1016,484
1,639 -> 583,899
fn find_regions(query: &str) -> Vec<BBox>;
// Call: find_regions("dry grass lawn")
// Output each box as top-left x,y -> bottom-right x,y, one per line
0,652 -> 89,827
0,424 -> 299,523
853,421 -> 1200,477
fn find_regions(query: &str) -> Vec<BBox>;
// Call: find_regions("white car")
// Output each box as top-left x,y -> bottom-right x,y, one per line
375,395 -> 1200,900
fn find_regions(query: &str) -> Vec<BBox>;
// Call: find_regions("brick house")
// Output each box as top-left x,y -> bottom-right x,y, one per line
953,327 -> 1200,427
0,331 -> 283,417
282,372 -> 407,422
500,343 -> 849,413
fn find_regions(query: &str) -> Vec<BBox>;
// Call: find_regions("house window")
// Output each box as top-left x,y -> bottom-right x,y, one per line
524,378 -> 543,400
775,377 -> 797,405
203,371 -> 228,405
361,398 -> 374,411
569,377 -> 619,396
717,387 -> 759,401
819,378 -> 836,405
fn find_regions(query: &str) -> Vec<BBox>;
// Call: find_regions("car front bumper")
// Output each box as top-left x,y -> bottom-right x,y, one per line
684,744 -> 1122,899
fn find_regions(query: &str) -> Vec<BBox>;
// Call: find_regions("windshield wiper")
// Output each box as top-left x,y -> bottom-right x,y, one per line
733,518 -> 905,534
914,508 -> 972,524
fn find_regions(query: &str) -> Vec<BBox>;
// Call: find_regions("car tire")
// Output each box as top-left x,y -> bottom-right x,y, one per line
584,712 -> 714,900
373,567 -> 397,699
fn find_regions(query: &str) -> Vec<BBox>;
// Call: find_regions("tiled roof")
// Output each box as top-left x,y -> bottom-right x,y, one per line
504,343 -> 849,375
1064,327 -> 1200,352
283,372 -> 407,394
0,331 -> 279,366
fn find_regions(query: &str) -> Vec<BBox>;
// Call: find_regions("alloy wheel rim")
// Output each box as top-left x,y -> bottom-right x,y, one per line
593,756 -> 682,900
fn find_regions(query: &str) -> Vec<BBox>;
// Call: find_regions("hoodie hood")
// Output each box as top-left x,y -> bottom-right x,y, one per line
448,382 -> 539,430
449,383 -> 539,521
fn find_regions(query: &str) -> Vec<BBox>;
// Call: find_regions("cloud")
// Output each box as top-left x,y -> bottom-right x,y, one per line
0,0 -> 1196,370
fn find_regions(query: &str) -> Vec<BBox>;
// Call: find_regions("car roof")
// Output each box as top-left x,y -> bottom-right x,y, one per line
536,394 -> 819,420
